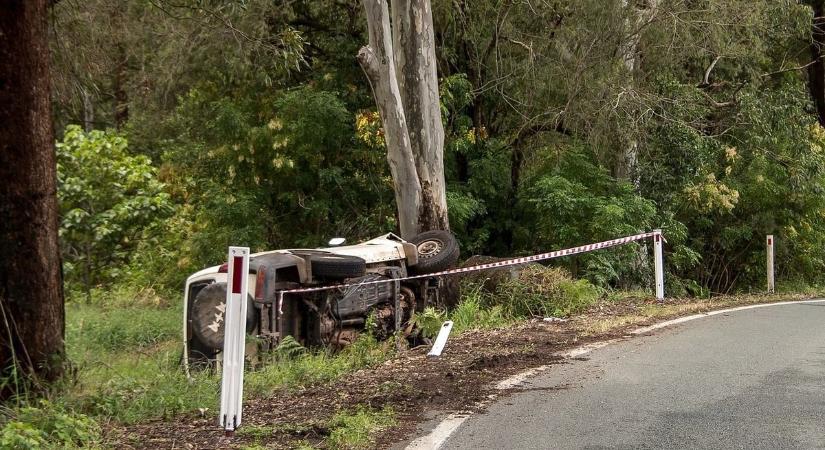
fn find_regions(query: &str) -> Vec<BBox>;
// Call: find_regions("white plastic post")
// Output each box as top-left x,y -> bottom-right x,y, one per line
653,229 -> 664,301
767,235 -> 775,294
219,246 -> 250,435
427,321 -> 454,357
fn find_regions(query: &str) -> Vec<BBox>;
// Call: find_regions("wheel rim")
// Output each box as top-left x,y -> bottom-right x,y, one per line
417,239 -> 443,259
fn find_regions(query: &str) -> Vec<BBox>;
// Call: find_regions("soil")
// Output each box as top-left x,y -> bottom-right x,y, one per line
105,294 -> 815,449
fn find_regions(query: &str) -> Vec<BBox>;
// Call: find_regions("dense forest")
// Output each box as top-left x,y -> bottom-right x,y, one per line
50,0 -> 825,297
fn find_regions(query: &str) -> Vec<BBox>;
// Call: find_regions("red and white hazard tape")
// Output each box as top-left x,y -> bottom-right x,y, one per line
274,231 -> 660,299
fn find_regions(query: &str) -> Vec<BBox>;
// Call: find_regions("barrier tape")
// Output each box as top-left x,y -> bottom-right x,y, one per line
273,231 -> 660,302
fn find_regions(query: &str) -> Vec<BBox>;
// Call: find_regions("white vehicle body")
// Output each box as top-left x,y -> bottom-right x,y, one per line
183,232 -> 458,370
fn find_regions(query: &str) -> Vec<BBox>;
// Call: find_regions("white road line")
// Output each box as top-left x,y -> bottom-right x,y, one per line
631,298 -> 825,335
404,298 -> 825,450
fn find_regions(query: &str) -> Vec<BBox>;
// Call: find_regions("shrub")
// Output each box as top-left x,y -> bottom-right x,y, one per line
490,265 -> 600,318
57,125 -> 173,299
0,400 -> 100,449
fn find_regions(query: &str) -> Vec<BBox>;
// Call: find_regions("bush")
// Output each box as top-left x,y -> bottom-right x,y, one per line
489,265 -> 600,318
0,400 -> 100,449
57,125 -> 173,298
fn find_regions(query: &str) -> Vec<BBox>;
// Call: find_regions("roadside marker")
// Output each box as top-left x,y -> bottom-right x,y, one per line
767,235 -> 775,293
428,321 -> 454,358
219,246 -> 249,436
654,229 -> 665,301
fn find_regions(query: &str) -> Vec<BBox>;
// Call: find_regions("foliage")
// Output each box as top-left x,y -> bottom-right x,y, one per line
57,125 -> 172,296
416,267 -> 597,339
49,0 -> 825,297
520,147 -> 657,286
0,400 -> 100,449
487,266 -> 600,318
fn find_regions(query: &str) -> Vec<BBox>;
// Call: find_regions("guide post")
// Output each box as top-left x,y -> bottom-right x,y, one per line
219,246 -> 250,435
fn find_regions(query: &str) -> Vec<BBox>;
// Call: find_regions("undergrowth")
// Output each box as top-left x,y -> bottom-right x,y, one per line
416,265 -> 600,338
0,285 -> 398,448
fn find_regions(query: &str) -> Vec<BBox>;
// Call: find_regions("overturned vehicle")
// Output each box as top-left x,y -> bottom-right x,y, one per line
183,231 -> 459,368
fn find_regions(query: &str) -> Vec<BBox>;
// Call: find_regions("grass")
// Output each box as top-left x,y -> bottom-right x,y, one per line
327,406 -> 396,450
1,284 -> 400,448
245,334 -> 394,397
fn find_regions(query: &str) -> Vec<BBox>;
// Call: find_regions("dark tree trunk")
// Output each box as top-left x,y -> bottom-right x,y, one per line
0,0 -> 66,398
809,2 -> 825,126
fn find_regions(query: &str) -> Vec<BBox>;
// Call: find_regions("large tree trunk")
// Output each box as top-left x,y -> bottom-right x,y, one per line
0,0 -> 66,397
358,0 -> 449,238
357,0 -> 422,238
809,1 -> 825,127
615,0 -> 658,184
391,0 -> 449,231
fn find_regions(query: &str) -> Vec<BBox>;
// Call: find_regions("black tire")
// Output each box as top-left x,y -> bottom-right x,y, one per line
189,282 -> 257,350
309,253 -> 366,279
410,230 -> 460,274
186,334 -> 217,371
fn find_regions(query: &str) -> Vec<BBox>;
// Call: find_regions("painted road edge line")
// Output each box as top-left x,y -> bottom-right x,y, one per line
404,298 -> 825,450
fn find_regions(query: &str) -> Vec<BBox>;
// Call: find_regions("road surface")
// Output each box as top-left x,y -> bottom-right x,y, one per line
440,300 -> 825,449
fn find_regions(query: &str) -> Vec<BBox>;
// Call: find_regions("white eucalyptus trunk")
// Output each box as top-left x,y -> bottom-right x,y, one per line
358,0 -> 449,238
391,0 -> 449,231
617,0 -> 658,186
357,0 -> 422,238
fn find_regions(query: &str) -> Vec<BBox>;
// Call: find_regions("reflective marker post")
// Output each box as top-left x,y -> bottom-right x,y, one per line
427,321 -> 454,358
653,229 -> 665,301
219,246 -> 249,436
767,235 -> 775,294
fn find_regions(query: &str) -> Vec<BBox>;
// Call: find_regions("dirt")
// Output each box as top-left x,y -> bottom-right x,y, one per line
105,294 -> 817,449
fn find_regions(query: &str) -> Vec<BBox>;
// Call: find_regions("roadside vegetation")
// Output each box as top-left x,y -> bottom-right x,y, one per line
4,265 -> 820,447
7,0 -> 825,448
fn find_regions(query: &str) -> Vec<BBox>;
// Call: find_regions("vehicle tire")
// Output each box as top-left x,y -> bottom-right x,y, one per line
186,334 -> 216,371
309,254 -> 366,279
190,282 -> 257,351
410,230 -> 460,274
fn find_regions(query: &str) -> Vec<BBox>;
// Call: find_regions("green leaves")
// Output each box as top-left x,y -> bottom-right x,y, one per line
57,125 -> 173,294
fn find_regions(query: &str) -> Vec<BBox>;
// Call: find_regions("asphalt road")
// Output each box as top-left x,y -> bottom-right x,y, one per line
442,301 -> 825,449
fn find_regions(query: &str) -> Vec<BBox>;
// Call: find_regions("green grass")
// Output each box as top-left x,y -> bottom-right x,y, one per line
246,334 -> 393,397
327,406 -> 396,450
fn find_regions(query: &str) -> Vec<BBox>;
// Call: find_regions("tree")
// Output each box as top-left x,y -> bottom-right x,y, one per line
57,126 -> 173,300
357,0 -> 449,238
0,0 -> 65,397
807,0 -> 825,126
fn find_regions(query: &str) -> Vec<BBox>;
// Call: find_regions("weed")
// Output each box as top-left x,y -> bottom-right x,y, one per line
326,406 -> 396,450
246,333 -> 393,397
0,400 -> 100,449
413,307 -> 447,338
493,265 -> 599,318
450,290 -> 509,334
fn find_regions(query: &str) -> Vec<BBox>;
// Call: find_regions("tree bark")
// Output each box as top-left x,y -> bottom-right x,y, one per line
0,0 -> 66,397
357,0 -> 422,238
809,1 -> 825,127
391,0 -> 449,231
615,0 -> 658,184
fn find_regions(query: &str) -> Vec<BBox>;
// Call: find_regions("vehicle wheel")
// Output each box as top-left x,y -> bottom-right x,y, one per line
186,334 -> 216,371
410,230 -> 460,274
190,282 -> 257,351
309,254 -> 366,279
